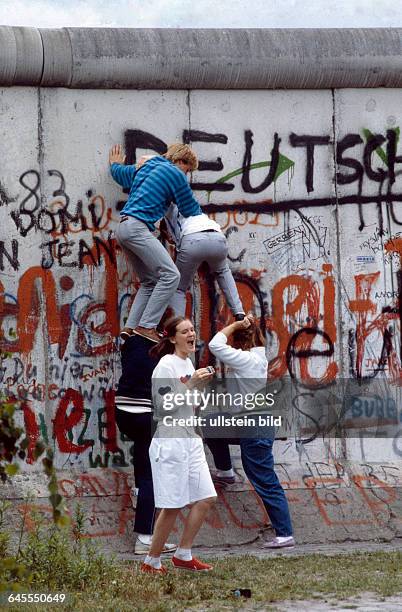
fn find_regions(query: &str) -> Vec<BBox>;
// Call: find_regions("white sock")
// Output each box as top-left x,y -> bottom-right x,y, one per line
276,536 -> 293,543
144,555 -> 161,569
216,468 -> 235,478
137,534 -> 152,545
175,547 -> 192,561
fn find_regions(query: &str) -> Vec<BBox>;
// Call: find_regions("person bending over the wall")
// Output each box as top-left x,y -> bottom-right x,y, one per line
109,143 -> 202,344
164,201 -> 245,319
115,333 -> 177,555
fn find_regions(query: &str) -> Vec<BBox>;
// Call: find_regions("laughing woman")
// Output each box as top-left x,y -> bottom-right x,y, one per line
140,317 -> 217,574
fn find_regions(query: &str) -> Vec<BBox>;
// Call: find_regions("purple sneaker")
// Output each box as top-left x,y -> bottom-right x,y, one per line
264,536 -> 295,549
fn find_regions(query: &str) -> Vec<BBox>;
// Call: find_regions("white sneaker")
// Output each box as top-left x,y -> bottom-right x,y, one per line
134,539 -> 177,555
263,536 -> 295,549
210,471 -> 242,486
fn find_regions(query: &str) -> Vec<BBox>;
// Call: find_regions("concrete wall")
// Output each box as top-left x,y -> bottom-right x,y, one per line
1,28 -> 401,548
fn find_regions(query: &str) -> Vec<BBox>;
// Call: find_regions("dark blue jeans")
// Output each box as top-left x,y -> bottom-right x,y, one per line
206,435 -> 293,537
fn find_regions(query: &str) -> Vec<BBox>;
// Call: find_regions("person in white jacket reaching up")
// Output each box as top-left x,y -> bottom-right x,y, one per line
205,315 -> 295,549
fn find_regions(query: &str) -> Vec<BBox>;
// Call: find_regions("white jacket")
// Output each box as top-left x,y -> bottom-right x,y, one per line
208,332 -> 268,413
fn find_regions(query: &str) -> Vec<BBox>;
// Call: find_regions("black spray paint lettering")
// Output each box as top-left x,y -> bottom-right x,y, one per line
289,134 -> 331,193
124,129 -> 167,165
336,134 -> 364,185
40,234 -> 115,269
286,328 -> 334,385
363,134 -> 387,182
11,170 -> 41,236
387,128 -> 402,186
124,128 -> 233,192
0,239 -> 19,271
241,131 -> 280,194
124,128 -> 281,194
292,392 -> 321,445
337,130 -> 402,231
348,326 -> 393,381
122,127 -> 402,227
10,169 -> 110,238
224,226 -> 246,262
183,129 -> 233,191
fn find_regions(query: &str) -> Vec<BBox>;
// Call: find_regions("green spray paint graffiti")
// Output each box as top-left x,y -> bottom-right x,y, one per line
206,153 -> 295,202
362,127 -> 400,166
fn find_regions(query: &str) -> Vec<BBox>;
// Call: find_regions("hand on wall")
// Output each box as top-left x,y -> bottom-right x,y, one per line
109,144 -> 125,165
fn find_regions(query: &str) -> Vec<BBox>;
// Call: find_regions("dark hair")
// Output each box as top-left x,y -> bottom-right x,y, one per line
149,316 -> 187,360
232,319 -> 265,351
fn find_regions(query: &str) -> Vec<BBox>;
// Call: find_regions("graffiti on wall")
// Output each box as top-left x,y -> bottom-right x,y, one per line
12,459 -> 402,545
1,120 -> 402,471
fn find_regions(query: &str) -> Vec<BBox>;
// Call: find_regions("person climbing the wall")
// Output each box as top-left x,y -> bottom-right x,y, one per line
135,153 -> 245,320
110,142 -> 202,343
164,202 -> 245,319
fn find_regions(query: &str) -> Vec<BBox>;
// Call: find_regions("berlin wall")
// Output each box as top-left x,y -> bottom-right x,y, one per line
0,27 -> 401,549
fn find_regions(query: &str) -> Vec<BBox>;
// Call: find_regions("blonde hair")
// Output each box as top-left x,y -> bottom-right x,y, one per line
164,143 -> 198,171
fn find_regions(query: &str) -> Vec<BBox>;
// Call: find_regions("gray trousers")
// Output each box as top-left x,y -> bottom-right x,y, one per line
169,231 -> 244,316
115,216 -> 180,329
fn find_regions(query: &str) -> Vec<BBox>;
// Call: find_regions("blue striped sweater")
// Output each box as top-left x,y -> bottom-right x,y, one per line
110,156 -> 202,231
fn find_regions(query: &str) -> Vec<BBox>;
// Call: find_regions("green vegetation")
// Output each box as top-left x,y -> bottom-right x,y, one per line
0,505 -> 120,603
1,550 -> 400,611
0,348 -> 400,611
0,344 -> 69,592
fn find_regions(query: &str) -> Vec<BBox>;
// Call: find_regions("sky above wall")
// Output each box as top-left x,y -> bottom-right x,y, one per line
0,0 -> 401,28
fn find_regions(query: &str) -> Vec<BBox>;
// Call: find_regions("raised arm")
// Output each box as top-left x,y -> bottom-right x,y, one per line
208,317 -> 256,369
109,144 -> 136,188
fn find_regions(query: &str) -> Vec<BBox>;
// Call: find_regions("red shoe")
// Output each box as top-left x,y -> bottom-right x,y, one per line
140,562 -> 168,575
172,556 -> 213,572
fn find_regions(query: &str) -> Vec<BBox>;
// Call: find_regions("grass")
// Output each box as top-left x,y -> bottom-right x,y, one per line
4,551 -> 401,611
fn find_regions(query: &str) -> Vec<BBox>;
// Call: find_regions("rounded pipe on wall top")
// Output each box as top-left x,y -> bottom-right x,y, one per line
61,28 -> 402,89
0,26 -> 401,89
40,28 -> 73,87
0,26 -> 43,85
